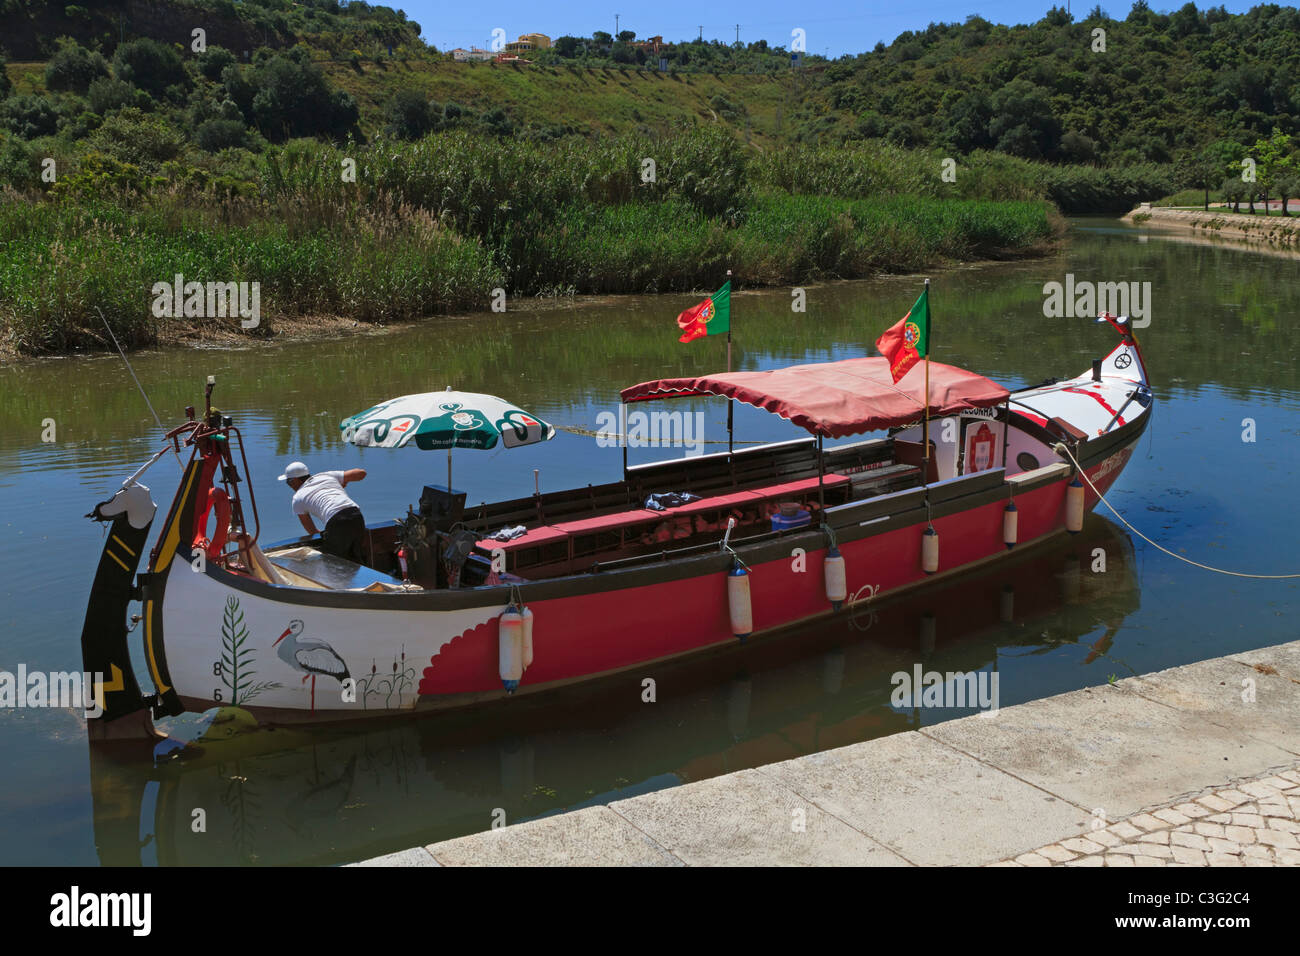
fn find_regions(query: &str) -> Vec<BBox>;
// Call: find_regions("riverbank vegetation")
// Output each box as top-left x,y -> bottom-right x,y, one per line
0,128 -> 1058,353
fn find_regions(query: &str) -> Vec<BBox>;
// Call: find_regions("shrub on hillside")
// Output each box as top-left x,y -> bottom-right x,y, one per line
86,77 -> 146,114
88,108 -> 186,170
0,95 -> 60,140
197,46 -> 237,83
0,132 -> 37,190
248,50 -> 359,141
44,39 -> 110,93
195,118 -> 249,152
383,89 -> 440,139
112,39 -> 188,99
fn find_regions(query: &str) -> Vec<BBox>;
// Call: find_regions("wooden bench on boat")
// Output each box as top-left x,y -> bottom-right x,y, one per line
468,437 -> 928,578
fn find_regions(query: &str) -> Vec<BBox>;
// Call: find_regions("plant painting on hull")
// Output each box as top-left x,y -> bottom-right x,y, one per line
217,597 -> 282,707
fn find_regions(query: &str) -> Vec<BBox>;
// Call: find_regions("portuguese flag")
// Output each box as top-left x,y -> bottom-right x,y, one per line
876,286 -> 930,383
677,281 -> 731,343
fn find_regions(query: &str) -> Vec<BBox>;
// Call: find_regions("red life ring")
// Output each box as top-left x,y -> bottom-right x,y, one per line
193,487 -> 232,560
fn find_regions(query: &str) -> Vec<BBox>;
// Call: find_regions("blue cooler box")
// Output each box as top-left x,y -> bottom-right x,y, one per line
770,508 -> 811,532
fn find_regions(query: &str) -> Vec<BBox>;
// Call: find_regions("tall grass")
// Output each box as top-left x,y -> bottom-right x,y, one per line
0,195 -> 501,353
1,130 -> 1064,354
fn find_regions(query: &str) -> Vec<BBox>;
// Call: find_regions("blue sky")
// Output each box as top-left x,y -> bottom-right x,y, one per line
394,1 -> 1265,58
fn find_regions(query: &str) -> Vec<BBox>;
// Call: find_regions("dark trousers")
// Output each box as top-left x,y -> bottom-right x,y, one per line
321,506 -> 366,564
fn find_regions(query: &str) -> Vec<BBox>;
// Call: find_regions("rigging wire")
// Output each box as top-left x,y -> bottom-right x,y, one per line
96,307 -> 183,468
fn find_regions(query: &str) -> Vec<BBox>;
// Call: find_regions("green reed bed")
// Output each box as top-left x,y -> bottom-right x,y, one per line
1,128 -> 1060,355
505,194 -> 1055,294
0,196 -> 501,353
731,194 -> 1056,284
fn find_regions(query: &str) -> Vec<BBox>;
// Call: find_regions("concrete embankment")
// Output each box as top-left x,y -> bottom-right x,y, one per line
350,640 -> 1300,866
1125,203 -> 1300,247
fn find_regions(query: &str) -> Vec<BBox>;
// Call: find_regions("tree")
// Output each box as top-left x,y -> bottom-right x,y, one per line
1276,171 -> 1300,216
1059,130 -> 1098,163
1220,176 -> 1247,213
44,39 -> 109,93
989,79 -> 1061,158
0,95 -> 60,139
384,89 -> 439,139
248,51 -> 358,141
1175,149 -> 1219,210
1252,128 -> 1294,216
195,118 -> 248,152
112,39 -> 187,99
197,46 -> 237,83
944,92 -> 992,152
1043,6 -> 1073,26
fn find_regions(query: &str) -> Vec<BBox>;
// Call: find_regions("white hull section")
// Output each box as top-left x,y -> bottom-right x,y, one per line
160,556 -> 503,714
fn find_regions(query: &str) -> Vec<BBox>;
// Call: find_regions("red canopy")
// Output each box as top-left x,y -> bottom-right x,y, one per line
620,356 -> 1010,439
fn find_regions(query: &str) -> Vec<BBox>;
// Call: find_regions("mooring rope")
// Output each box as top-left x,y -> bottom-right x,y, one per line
1055,443 -> 1300,579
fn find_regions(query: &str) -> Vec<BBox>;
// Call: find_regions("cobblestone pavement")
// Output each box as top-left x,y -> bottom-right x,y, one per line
990,766 -> 1300,867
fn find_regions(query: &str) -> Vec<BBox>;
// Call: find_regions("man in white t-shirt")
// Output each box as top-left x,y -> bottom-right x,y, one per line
278,461 -> 368,563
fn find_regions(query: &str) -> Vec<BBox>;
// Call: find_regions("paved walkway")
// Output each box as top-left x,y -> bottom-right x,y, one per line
351,640 -> 1300,867
993,765 -> 1300,866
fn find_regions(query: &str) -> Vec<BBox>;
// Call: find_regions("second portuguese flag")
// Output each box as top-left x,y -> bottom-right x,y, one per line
875,286 -> 930,383
677,281 -> 731,343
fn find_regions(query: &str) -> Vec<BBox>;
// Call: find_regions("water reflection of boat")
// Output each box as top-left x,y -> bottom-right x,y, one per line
80,314 -> 1150,733
88,518 -> 1139,865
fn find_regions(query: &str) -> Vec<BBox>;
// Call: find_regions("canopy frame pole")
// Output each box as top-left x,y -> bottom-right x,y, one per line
817,434 -> 826,512
1001,397 -> 1011,473
726,268 -> 734,467
922,278 -> 932,485
621,401 -> 628,480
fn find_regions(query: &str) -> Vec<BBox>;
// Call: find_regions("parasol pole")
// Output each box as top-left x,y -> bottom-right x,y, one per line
445,385 -> 454,490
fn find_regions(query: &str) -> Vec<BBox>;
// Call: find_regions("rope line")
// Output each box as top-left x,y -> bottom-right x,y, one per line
97,306 -> 184,469
1056,443 -> 1300,580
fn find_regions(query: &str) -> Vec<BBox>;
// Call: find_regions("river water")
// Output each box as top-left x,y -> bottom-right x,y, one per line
0,219 -> 1296,865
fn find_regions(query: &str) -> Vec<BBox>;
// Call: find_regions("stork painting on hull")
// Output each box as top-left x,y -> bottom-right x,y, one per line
274,620 -> 351,713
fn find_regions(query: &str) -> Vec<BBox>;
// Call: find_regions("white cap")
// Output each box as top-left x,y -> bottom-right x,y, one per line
278,461 -> 309,482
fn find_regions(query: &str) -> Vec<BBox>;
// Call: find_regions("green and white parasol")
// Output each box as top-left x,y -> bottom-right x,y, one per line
340,387 -> 556,488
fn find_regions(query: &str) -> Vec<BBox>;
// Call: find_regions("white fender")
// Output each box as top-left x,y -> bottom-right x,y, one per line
520,605 -> 534,670
921,527 -> 939,575
728,565 -> 752,639
824,547 -> 847,610
1065,478 -> 1084,533
499,605 -> 524,692
1002,501 -> 1018,550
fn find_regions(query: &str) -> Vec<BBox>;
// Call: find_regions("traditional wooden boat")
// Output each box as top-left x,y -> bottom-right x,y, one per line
80,314 -> 1151,736
87,518 -> 1140,865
